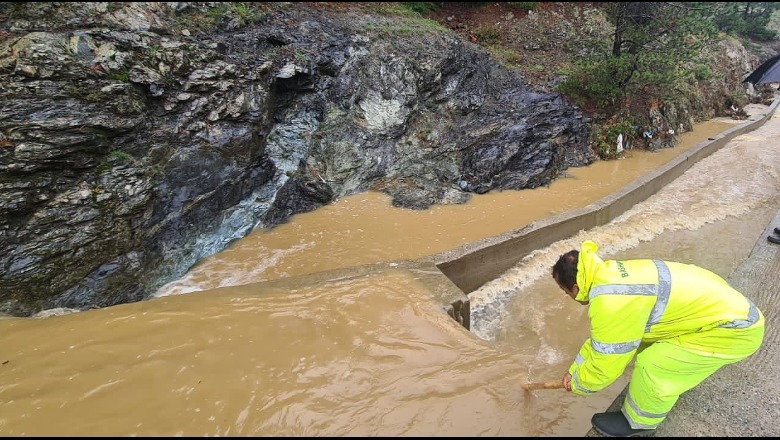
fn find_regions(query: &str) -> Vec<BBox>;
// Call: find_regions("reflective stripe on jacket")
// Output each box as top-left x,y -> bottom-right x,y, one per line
567,240 -> 762,396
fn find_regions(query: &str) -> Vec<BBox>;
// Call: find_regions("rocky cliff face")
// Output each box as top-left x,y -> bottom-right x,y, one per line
0,2 -> 756,316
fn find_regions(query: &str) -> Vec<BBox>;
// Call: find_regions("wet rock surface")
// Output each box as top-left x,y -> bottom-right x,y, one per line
0,3 -> 593,315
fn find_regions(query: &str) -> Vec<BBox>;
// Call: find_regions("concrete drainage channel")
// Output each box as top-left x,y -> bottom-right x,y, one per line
216,99 -> 779,334
426,97 -> 780,331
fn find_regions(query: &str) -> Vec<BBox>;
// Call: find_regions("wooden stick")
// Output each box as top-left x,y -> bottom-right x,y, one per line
523,380 -> 564,391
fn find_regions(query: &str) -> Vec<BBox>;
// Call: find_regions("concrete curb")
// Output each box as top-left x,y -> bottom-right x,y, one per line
427,98 -> 780,330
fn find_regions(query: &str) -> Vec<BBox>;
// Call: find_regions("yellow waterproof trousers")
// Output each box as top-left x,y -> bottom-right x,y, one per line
622,317 -> 765,430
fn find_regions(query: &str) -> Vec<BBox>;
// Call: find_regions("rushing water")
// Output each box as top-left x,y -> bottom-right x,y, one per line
153,116 -> 746,296
1,105 -> 778,436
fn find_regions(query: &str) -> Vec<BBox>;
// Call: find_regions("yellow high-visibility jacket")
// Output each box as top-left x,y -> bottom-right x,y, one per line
567,240 -> 763,396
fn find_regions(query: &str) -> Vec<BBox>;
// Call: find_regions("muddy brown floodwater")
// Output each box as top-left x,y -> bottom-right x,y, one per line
1,105 -> 778,436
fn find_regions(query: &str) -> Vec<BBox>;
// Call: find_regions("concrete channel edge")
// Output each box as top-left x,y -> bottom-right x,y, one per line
427,97 -> 780,331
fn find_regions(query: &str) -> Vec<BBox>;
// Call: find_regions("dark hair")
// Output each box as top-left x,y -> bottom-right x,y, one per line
552,250 -> 579,290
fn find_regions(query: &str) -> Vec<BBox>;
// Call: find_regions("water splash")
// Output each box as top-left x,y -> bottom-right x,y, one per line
469,125 -> 780,341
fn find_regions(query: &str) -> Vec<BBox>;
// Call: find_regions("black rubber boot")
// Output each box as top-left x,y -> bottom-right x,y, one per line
591,412 -> 655,437
774,227 -> 780,235
768,234 -> 780,244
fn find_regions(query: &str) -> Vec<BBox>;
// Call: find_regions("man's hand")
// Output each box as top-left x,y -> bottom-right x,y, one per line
562,372 -> 572,392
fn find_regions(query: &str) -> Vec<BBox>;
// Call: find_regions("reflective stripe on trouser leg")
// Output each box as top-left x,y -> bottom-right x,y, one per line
622,323 -> 764,430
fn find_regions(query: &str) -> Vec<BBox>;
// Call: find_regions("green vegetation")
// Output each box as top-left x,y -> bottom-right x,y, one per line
231,2 -> 254,21
160,1 -> 780,163
705,2 -> 780,41
108,150 -> 133,163
399,2 -> 443,15
473,24 -> 501,44
96,150 -> 135,174
262,46 -> 311,65
377,2 -> 779,159
178,2 -> 275,33
507,3 -> 539,12
590,113 -> 641,160
558,3 -> 721,114
206,2 -> 257,25
485,45 -> 523,68
552,2 -> 779,122
399,2 -> 537,15
111,72 -> 130,83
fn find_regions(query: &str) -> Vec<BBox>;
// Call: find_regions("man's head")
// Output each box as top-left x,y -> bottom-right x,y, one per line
552,249 -> 584,303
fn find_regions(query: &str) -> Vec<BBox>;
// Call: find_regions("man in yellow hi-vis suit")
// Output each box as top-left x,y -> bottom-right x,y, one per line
551,240 -> 765,437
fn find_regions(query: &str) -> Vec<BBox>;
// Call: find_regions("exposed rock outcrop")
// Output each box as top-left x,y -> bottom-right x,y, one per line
0,3 -> 595,315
